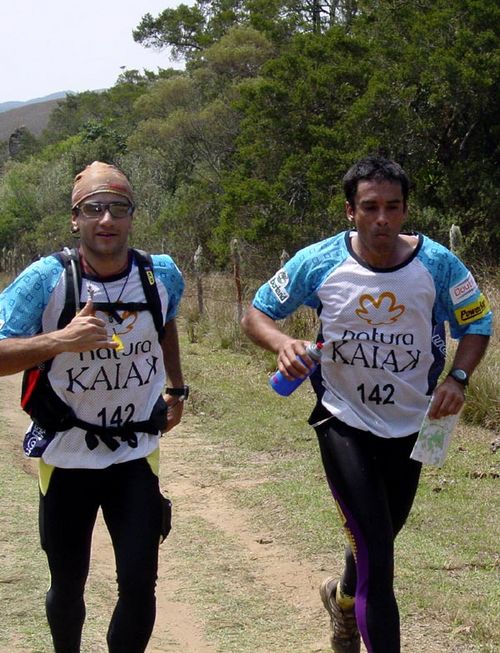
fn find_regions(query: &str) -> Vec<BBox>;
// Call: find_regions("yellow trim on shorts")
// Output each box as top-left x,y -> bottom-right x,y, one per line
146,446 -> 160,477
38,447 -> 160,495
38,458 -> 55,496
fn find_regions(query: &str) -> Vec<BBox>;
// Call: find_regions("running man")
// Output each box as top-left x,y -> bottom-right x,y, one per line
241,156 -> 492,652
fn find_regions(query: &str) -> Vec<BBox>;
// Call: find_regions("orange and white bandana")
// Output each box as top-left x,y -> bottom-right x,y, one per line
71,161 -> 134,208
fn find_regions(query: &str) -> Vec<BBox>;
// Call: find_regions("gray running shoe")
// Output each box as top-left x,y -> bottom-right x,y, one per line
319,577 -> 361,653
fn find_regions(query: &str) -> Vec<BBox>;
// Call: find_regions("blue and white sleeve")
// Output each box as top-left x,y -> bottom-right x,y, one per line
253,236 -> 345,320
152,255 -> 185,321
420,239 -> 493,339
0,256 -> 63,339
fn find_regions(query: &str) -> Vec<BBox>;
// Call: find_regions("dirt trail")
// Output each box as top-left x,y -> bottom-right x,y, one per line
0,373 -> 453,652
0,374 -> 338,652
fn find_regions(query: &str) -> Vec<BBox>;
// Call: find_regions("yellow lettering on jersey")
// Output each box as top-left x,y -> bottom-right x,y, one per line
454,294 -> 490,325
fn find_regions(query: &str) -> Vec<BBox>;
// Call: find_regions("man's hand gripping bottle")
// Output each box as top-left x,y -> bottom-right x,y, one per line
269,342 -> 323,396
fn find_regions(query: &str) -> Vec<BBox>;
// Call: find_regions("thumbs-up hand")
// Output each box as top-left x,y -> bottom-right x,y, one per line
78,297 -> 95,317
58,299 -> 118,353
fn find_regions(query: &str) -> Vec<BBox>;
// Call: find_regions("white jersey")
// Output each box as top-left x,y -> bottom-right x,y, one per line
0,251 -> 184,468
254,231 -> 492,438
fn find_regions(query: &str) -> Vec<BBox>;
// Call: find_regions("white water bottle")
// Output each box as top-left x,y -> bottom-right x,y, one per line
268,342 -> 323,396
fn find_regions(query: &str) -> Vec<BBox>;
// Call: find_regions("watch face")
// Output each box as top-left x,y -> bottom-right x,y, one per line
451,369 -> 468,384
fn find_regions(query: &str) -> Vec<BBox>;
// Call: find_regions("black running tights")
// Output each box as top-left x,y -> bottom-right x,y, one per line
39,458 -> 164,653
315,417 -> 422,653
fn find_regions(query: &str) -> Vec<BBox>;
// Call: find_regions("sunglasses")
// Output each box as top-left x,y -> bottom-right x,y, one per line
76,201 -> 134,219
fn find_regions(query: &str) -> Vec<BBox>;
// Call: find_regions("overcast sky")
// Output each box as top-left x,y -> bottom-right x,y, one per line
0,0 -> 185,103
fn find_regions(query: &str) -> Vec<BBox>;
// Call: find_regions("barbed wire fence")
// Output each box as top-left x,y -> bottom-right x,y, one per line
179,240 -> 319,346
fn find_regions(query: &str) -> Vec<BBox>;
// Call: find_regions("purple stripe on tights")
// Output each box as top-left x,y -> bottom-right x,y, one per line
326,477 -> 374,653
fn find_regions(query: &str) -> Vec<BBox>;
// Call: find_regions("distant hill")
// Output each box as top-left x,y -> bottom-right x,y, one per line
0,91 -> 70,114
0,99 -> 60,141
0,92 -> 73,142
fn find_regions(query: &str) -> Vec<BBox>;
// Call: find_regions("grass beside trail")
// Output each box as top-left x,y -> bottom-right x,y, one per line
0,411 -> 113,653
0,444 -> 49,653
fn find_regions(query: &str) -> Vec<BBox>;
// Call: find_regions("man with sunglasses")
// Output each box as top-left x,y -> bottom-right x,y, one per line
0,161 -> 186,653
241,156 -> 492,653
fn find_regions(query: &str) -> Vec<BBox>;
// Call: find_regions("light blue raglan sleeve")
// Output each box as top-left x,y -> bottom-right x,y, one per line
253,234 -> 348,320
417,237 -> 493,339
152,255 -> 185,321
0,256 -> 64,339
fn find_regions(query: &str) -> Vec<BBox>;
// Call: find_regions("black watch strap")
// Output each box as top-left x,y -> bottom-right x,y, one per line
165,385 -> 189,400
447,369 -> 469,387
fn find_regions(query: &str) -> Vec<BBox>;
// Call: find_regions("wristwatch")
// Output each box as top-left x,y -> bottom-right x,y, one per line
165,385 -> 190,400
447,369 -> 469,387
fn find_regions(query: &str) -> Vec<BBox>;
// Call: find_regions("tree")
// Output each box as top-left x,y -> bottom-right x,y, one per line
133,3 -> 220,60
127,27 -> 275,259
1,0 -> 497,268
217,0 -> 499,261
346,0 -> 500,259
42,73 -> 160,147
215,26 -> 371,259
133,0 -> 361,64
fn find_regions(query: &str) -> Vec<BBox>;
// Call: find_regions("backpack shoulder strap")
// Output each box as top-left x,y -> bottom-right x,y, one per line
54,247 -> 82,329
21,247 -> 81,418
132,249 -> 165,341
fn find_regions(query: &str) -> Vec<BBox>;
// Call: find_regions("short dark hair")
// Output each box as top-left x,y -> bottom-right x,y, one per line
343,156 -> 410,208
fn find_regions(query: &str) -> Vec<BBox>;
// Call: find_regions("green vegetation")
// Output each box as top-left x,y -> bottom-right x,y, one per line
0,0 -> 498,269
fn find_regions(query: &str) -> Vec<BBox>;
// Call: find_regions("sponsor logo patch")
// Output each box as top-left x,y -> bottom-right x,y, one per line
454,294 -> 490,324
355,292 -> 405,325
268,268 -> 290,303
450,273 -> 477,305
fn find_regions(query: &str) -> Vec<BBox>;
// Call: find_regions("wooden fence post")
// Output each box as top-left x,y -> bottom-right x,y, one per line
193,244 -> 204,315
231,238 -> 243,322
449,224 -> 463,255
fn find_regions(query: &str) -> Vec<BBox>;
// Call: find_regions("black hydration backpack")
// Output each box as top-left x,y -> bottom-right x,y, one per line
21,247 -> 168,453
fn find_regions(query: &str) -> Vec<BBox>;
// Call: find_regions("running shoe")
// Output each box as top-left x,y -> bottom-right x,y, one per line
319,577 -> 361,653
